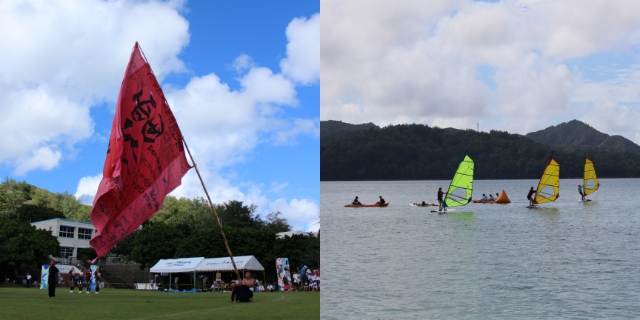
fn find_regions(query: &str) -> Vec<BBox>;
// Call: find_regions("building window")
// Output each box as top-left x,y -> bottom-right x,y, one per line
59,226 -> 75,238
61,247 -> 74,258
78,228 -> 93,240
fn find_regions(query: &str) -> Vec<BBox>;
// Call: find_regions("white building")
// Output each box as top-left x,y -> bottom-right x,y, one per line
31,218 -> 96,261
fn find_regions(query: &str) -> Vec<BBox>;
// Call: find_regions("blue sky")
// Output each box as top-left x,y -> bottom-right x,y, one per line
321,0 -> 640,144
0,0 -> 319,231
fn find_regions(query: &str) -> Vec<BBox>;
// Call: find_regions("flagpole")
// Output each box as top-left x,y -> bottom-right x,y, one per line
181,138 -> 241,281
135,42 -> 240,281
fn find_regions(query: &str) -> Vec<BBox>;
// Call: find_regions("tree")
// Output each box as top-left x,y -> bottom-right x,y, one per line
151,196 -> 219,231
265,211 -> 292,232
129,223 -> 185,269
110,232 -> 137,258
77,247 -> 98,268
218,200 -> 264,230
272,233 -> 320,274
0,218 -> 60,281
15,204 -> 65,223
66,204 -> 91,222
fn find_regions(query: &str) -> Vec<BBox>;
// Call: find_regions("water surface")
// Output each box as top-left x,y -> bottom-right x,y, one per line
321,179 -> 640,319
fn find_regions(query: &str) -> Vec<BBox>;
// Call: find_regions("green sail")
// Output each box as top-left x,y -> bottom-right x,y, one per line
444,154 -> 474,208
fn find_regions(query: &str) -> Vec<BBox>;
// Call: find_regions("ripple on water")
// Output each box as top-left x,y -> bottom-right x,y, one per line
321,179 -> 640,319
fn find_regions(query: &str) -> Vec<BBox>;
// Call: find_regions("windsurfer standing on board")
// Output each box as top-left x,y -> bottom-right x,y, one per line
527,187 -> 535,206
437,187 -> 446,211
578,185 -> 585,201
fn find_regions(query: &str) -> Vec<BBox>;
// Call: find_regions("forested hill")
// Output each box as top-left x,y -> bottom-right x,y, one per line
320,120 -> 380,143
320,122 -> 640,181
525,120 -> 640,153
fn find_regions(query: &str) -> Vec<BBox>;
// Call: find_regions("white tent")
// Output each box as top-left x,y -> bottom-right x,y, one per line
195,255 -> 264,272
150,257 -> 204,273
150,257 -> 204,291
149,256 -> 265,291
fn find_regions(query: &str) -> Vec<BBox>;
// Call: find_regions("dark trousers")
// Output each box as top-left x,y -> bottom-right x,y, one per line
231,285 -> 253,302
48,280 -> 56,297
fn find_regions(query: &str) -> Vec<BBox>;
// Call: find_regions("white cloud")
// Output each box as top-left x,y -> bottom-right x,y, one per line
233,54 -> 255,73
165,47 -> 319,229
75,11 -> 321,231
320,0 -> 640,140
268,198 -> 320,232
280,13 -> 320,85
580,101 -> 640,138
271,119 -> 320,145
0,87 -> 92,168
168,170 -> 319,232
15,147 -> 62,175
0,0 -> 189,174
74,173 -> 103,205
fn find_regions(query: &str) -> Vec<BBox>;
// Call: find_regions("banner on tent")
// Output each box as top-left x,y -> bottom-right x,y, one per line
276,258 -> 291,291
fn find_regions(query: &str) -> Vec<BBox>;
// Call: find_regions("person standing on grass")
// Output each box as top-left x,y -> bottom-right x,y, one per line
95,272 -> 101,294
47,260 -> 59,298
78,272 -> 84,293
85,270 -> 92,294
69,270 -> 75,293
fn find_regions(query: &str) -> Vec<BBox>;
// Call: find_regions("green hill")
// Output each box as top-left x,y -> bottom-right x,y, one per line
525,120 -> 640,153
0,178 -> 91,221
320,122 -> 640,181
320,120 -> 380,143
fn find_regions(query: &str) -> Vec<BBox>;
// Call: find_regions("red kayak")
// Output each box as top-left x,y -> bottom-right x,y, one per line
472,200 -> 496,204
344,203 -> 389,208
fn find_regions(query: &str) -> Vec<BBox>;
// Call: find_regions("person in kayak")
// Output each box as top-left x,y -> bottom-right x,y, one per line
376,196 -> 386,205
352,196 -> 362,205
437,188 -> 446,211
578,185 -> 585,200
488,194 -> 495,202
527,187 -> 535,206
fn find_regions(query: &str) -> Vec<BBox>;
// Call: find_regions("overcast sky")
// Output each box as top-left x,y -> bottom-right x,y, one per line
321,0 -> 640,144
0,0 -> 319,232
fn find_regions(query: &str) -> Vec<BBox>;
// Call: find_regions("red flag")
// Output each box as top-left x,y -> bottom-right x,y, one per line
89,42 -> 191,260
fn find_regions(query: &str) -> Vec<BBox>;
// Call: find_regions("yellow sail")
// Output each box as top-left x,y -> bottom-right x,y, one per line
583,157 -> 599,196
534,157 -> 560,204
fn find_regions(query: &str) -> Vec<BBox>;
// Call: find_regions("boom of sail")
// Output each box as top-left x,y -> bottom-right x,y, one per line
444,153 -> 474,208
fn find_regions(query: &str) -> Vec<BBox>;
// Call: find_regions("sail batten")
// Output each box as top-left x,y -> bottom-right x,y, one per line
443,154 -> 474,208
534,157 -> 560,205
583,157 -> 599,196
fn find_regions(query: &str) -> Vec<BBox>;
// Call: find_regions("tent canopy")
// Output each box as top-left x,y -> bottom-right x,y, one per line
196,255 -> 264,272
55,264 -> 83,274
149,256 -> 264,274
150,257 -> 204,273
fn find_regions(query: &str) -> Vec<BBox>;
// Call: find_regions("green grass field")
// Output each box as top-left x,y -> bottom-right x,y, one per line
0,286 -> 319,319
